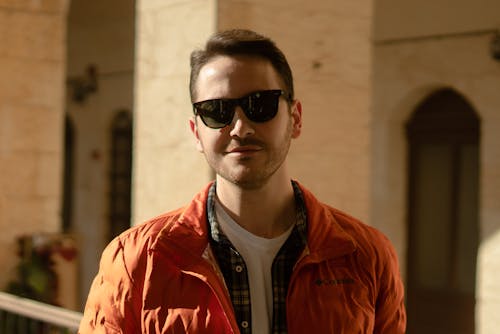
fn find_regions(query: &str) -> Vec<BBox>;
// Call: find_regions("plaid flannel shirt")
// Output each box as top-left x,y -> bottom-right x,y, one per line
207,181 -> 308,334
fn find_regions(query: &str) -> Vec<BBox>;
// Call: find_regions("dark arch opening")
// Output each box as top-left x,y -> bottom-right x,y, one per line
406,88 -> 480,334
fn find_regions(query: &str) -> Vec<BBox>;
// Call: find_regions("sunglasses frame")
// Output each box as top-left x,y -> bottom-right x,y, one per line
192,89 -> 292,129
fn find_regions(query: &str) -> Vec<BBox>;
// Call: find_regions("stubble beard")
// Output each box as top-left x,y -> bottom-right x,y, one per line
208,121 -> 293,190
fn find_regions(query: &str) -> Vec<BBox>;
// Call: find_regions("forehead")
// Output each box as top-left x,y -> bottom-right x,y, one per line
195,55 -> 283,101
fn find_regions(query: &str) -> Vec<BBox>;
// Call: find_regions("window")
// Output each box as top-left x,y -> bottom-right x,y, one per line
108,110 -> 133,241
406,89 -> 480,334
62,116 -> 75,233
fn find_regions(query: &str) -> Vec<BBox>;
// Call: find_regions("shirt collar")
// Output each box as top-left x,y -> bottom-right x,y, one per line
207,180 -> 308,245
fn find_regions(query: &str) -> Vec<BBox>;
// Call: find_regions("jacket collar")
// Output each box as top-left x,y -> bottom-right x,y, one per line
150,183 -> 213,268
151,181 -> 357,267
297,183 -> 357,262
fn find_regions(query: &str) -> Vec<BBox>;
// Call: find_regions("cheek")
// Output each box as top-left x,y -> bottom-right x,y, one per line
198,128 -> 228,152
265,112 -> 293,139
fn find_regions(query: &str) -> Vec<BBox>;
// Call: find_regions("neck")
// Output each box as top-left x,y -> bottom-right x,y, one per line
215,170 -> 296,238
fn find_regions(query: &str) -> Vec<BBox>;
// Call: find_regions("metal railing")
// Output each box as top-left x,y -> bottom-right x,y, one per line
0,291 -> 82,333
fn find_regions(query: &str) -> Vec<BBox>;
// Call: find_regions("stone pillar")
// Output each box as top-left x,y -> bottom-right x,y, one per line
133,0 -> 216,224
0,1 -> 68,289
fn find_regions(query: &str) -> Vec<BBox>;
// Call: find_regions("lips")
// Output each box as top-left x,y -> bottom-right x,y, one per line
225,138 -> 265,154
227,145 -> 263,154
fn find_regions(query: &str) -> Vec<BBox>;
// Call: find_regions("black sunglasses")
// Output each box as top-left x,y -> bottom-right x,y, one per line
192,89 -> 292,129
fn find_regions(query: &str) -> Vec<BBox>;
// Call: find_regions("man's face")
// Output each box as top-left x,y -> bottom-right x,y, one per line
189,55 -> 302,189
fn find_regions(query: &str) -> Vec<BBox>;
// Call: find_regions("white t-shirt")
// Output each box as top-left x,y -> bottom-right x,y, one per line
215,199 -> 294,334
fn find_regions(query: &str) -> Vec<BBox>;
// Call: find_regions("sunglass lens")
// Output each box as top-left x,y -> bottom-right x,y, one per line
195,100 -> 233,128
245,91 -> 280,122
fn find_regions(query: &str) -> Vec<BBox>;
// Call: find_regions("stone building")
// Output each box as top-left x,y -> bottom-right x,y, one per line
0,0 -> 499,333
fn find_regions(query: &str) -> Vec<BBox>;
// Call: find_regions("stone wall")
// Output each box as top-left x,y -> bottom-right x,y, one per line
373,1 -> 500,331
0,1 -> 67,290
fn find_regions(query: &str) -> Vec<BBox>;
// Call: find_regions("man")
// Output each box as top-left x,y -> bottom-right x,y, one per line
79,29 -> 406,334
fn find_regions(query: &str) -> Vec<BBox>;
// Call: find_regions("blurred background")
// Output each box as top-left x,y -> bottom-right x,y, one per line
0,0 -> 499,333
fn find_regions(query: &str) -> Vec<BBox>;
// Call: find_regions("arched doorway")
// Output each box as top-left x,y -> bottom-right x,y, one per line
406,88 -> 480,334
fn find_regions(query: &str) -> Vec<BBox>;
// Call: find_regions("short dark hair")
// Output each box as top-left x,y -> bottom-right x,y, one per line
189,29 -> 294,102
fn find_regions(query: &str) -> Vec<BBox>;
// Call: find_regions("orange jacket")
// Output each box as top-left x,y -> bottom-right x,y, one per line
79,182 -> 406,333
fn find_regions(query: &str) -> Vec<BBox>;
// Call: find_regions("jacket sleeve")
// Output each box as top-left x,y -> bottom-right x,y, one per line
78,238 -> 140,334
373,238 -> 407,334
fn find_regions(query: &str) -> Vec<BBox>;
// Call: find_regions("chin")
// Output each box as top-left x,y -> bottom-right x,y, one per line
223,170 -> 275,190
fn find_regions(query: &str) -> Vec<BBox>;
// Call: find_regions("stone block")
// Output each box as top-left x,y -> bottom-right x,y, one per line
0,104 -> 62,153
0,0 -> 68,13
0,57 -> 64,107
0,9 -> 64,61
1,151 -> 37,198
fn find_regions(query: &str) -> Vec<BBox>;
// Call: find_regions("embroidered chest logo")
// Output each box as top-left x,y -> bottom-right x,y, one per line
315,278 -> 355,286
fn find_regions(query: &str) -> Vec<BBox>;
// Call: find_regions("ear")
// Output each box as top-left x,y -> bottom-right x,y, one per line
290,100 -> 302,139
189,117 -> 204,152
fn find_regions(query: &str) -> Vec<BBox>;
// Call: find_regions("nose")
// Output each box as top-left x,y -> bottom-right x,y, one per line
229,107 -> 255,138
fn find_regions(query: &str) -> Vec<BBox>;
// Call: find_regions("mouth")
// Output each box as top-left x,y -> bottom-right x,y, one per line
227,145 -> 263,154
